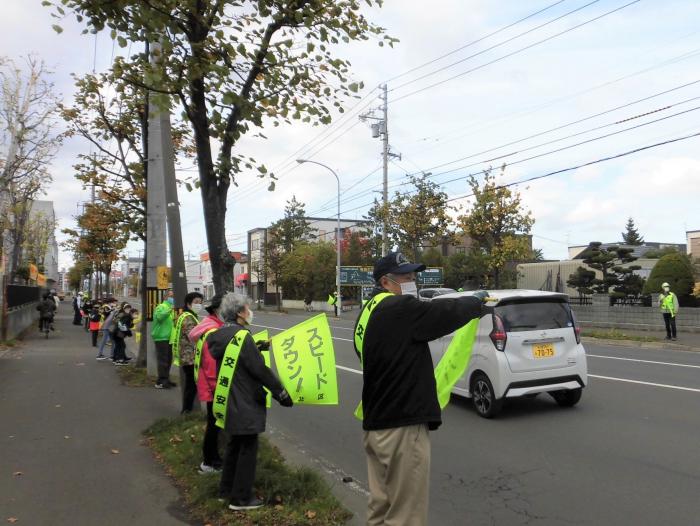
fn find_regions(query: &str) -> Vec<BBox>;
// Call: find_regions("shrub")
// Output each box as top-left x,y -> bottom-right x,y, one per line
643,252 -> 695,297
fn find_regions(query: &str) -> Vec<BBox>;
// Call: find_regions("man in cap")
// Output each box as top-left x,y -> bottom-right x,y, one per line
354,252 -> 488,526
659,282 -> 679,340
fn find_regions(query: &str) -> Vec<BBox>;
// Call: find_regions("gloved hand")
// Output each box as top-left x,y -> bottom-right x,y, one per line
256,339 -> 271,351
277,389 -> 294,407
472,290 -> 490,303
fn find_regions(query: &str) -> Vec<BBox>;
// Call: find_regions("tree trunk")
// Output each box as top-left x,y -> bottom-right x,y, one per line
105,269 -> 111,295
494,267 -> 501,289
189,80 -> 235,295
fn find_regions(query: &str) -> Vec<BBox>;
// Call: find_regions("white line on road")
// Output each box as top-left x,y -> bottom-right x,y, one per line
588,354 -> 700,369
251,323 -> 353,342
336,365 -> 362,375
588,374 -> 700,393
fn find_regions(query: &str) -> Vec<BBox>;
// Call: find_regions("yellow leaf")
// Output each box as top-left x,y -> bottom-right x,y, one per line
305,510 -> 317,519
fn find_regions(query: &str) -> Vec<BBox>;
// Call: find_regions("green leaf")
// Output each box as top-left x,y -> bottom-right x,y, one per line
268,181 -> 276,191
51,24 -> 63,34
117,36 -> 127,48
348,82 -> 359,93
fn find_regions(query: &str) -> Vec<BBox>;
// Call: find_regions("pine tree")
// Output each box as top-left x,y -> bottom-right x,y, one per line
621,217 -> 644,245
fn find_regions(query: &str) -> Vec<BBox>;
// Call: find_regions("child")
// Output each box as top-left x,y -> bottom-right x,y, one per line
88,302 -> 102,347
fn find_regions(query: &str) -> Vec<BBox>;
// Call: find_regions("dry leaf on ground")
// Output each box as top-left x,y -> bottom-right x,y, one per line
110,449 -> 120,455
12,472 -> 22,477
7,518 -> 18,523
304,510 -> 317,519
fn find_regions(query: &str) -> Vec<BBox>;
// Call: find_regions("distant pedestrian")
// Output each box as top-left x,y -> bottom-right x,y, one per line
303,292 -> 313,312
207,292 -> 293,511
659,282 -> 679,341
152,290 -> 176,389
88,302 -> 102,347
82,296 -> 93,332
97,301 -> 117,361
172,292 -> 205,413
36,292 -> 56,331
188,294 -> 225,473
72,293 -> 82,325
328,291 -> 338,316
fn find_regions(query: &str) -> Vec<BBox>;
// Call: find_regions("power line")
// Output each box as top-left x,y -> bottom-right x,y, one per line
384,0 -> 570,84
392,0 -> 600,92
391,0 -> 642,103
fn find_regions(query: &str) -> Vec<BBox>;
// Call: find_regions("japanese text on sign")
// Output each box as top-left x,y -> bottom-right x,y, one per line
271,314 -> 338,405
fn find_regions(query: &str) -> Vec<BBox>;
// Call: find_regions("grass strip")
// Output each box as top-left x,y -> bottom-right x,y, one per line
143,414 -> 352,526
583,328 -> 659,342
115,364 -> 157,387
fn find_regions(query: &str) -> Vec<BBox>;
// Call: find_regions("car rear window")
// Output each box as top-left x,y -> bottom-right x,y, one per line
495,298 -> 573,332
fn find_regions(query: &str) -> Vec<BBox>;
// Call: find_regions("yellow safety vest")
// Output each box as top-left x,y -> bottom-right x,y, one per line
661,292 -> 677,316
194,328 -> 217,382
171,311 -> 197,367
213,329 -> 247,429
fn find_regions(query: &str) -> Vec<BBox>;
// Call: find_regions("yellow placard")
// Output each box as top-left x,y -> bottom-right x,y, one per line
271,314 -> 338,405
37,273 -> 47,286
29,263 -> 38,281
156,266 -> 171,289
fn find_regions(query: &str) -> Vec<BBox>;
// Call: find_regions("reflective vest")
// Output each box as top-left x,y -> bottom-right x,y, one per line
171,311 -> 197,367
660,292 -> 677,316
212,330 -> 247,429
353,293 -> 393,419
194,328 -> 217,382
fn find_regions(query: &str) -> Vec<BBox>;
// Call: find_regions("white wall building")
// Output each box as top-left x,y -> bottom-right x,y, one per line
28,200 -> 59,284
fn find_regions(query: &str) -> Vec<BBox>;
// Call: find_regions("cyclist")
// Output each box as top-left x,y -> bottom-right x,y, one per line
36,292 -> 57,332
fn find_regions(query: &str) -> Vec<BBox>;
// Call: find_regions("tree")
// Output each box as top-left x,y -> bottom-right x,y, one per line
0,56 -> 60,279
621,217 -> 644,245
263,223 -> 285,311
567,266 -> 597,297
457,167 -> 534,288
420,248 -> 444,268
643,252 -> 694,298
53,0 -> 394,294
444,251 -> 489,290
275,196 -> 312,252
22,210 -> 56,272
577,241 -> 643,298
362,199 -> 387,259
341,230 -> 373,266
63,203 -> 130,297
530,248 -> 545,261
644,246 -> 679,259
378,174 -> 456,261
278,242 -> 336,300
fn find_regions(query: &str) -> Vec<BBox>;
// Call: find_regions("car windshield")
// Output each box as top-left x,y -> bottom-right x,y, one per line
495,298 -> 573,332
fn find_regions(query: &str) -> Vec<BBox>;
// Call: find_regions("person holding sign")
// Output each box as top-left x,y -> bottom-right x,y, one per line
355,252 -> 487,526
207,293 -> 293,511
188,294 -> 225,474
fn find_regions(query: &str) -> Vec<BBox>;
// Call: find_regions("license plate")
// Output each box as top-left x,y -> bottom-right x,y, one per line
532,343 -> 555,358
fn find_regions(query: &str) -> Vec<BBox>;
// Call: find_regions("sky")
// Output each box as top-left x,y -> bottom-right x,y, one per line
2,0 -> 700,271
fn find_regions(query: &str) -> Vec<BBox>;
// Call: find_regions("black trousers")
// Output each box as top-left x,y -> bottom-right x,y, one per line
154,341 -> 172,384
91,330 -> 99,347
113,337 -> 127,360
181,365 -> 197,413
220,434 -> 259,503
72,307 -> 82,325
203,402 -> 222,466
663,313 -> 677,338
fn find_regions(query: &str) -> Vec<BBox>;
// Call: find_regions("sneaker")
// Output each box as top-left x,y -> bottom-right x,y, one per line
671,337 -> 677,341
228,498 -> 264,511
96,356 -> 107,361
122,356 -> 133,362
198,462 -> 220,474
154,383 -> 166,389
114,360 -> 130,366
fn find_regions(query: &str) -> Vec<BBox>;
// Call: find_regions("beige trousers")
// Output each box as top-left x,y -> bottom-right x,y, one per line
363,424 -> 431,526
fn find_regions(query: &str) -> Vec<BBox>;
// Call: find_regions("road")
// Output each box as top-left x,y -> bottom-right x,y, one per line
257,309 -> 700,526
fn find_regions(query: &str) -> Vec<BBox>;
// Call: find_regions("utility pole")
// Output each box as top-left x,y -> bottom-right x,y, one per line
381,84 -> 389,256
145,41 -> 169,378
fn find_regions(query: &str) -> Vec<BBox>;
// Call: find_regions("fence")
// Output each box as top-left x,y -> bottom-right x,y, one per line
7,284 -> 41,309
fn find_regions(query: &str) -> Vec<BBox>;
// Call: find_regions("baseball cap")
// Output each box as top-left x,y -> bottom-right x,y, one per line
205,294 -> 223,314
661,282 -> 670,288
373,252 -> 426,282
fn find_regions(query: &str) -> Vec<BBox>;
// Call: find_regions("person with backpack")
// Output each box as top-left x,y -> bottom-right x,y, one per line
171,292 -> 205,413
111,303 -> 134,366
88,301 -> 103,347
36,292 -> 57,331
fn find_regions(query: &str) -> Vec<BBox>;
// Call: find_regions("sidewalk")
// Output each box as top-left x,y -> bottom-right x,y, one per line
0,312 -> 193,525
580,325 -> 700,352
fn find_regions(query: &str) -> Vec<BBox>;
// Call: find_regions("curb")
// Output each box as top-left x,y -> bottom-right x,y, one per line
581,336 -> 700,353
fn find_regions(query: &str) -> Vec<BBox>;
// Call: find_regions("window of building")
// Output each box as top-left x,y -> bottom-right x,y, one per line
455,246 -> 466,254
251,239 -> 259,250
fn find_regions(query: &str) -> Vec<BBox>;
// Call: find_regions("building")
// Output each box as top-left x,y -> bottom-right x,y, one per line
198,251 -> 248,299
27,200 -> 59,285
687,230 -> 700,257
120,257 -> 143,297
568,242 -> 687,260
247,217 -> 365,304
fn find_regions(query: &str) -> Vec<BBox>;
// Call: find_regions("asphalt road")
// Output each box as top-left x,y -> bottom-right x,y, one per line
256,310 -> 700,526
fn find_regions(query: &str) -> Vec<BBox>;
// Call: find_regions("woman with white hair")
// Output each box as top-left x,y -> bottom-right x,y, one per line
207,292 -> 293,511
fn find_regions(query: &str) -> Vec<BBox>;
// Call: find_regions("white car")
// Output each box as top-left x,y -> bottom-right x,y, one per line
430,290 -> 588,418
418,287 -> 456,301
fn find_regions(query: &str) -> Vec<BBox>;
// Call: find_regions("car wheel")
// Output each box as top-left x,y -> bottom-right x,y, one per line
470,373 -> 503,418
549,388 -> 582,408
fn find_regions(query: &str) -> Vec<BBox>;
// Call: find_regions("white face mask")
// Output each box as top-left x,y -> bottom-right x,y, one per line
246,310 -> 254,325
191,303 -> 204,315
663,287 -> 670,293
399,281 -> 418,297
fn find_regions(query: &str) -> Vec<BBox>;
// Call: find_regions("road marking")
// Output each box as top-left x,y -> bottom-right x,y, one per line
588,354 -> 700,369
251,323 -> 353,342
337,365 -> 362,375
588,374 -> 700,393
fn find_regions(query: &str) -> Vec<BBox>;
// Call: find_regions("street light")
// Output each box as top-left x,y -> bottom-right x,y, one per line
296,159 -> 341,317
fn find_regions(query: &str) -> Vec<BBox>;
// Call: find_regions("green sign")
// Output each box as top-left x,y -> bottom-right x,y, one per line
340,266 -> 443,286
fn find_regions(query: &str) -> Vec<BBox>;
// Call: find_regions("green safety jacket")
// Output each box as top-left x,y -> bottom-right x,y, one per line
660,292 -> 679,317
151,301 -> 174,341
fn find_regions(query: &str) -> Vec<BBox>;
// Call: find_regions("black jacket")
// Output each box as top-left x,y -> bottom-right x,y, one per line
36,299 -> 56,318
354,289 -> 483,431
208,323 -> 286,435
